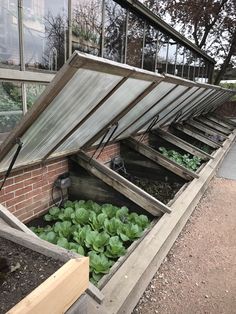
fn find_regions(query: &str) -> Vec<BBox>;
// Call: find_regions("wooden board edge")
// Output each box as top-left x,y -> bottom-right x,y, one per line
87,131 -> 236,314
0,223 -> 104,304
7,258 -> 89,314
0,204 -> 36,237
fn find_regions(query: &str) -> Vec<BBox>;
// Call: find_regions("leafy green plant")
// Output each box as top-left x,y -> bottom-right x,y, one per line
32,199 -> 150,286
105,236 -> 126,258
159,147 -> 202,171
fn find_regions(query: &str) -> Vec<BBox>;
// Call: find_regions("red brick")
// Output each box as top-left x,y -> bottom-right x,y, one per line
25,187 -> 43,199
32,168 -> 44,176
0,192 -> 14,203
24,175 -> 43,187
15,198 -> 33,211
15,186 -> 33,197
15,172 -> 31,183
6,194 -> 25,207
4,182 -> 24,194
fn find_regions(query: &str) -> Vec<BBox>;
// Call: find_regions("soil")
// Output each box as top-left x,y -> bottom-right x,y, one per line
133,177 -> 236,314
0,238 -> 64,313
122,172 -> 183,204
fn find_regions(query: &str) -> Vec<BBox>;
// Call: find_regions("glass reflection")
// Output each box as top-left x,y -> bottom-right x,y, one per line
104,0 -> 126,62
143,25 -> 158,71
0,81 -> 22,133
0,0 -> 19,67
156,33 -> 168,74
26,83 -> 47,109
23,0 -> 68,71
72,0 -> 102,56
126,12 -> 144,67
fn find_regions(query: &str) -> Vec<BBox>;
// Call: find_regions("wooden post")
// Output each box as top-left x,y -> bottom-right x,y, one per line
122,138 -> 198,181
73,151 -> 172,216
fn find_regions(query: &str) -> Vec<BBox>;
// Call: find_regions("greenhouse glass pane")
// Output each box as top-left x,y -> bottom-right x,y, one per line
164,87 -> 206,125
56,78 -> 152,153
179,89 -> 214,121
0,111 -> 22,133
116,85 -> 189,140
0,69 -> 122,168
158,86 -> 199,126
108,81 -> 176,140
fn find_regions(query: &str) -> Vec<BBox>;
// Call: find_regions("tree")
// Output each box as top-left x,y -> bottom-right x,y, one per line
144,0 -> 236,84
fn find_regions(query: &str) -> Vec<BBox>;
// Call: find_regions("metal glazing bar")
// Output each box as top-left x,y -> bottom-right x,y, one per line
124,10 -> 129,64
18,0 -> 25,71
154,31 -> 159,72
181,49 -> 185,77
22,83 -> 27,115
68,0 -> 72,57
101,0 -> 106,58
141,21 -> 146,69
165,38 -> 169,73
197,59 -> 201,81
174,44 -> 178,75
193,57 -> 196,81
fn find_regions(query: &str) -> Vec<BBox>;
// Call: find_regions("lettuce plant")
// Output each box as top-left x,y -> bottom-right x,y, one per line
32,199 -> 150,286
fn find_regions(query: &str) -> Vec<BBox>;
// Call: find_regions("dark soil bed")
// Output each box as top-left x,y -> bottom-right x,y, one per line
122,173 -> 183,204
0,238 -> 64,314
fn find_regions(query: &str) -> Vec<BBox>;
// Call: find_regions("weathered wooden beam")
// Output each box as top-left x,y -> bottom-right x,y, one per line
195,117 -> 231,135
123,138 -> 198,181
0,222 -> 104,305
74,151 -> 171,216
174,124 -> 221,149
186,120 -> 228,140
154,129 -> 213,160
8,258 -> 89,314
205,115 -> 234,130
209,114 -> 236,128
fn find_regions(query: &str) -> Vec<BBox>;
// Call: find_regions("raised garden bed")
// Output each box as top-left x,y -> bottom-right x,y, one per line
29,200 -> 151,286
0,238 -> 63,314
0,221 -> 89,314
171,128 -> 216,154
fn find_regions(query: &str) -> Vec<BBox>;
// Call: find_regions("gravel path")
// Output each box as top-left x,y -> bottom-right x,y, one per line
133,177 -> 236,314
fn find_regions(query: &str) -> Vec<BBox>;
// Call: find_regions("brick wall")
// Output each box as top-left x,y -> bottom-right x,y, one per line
214,101 -> 236,117
86,142 -> 120,164
0,158 -> 68,222
0,143 -> 121,223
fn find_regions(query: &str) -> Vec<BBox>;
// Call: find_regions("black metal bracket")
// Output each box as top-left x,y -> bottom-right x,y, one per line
138,115 -> 159,143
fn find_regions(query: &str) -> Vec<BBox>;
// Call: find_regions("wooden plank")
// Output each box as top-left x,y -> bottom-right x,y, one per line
174,124 -> 221,149
0,204 -> 36,236
209,114 -> 236,128
154,129 -> 212,160
8,258 -> 89,314
123,138 -> 198,180
89,131 -> 236,314
205,115 -> 234,130
74,151 -> 172,216
195,117 -> 231,135
0,222 -> 104,304
186,120 -> 228,140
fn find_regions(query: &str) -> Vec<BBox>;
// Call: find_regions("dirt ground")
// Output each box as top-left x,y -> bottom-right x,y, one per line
133,177 -> 236,314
